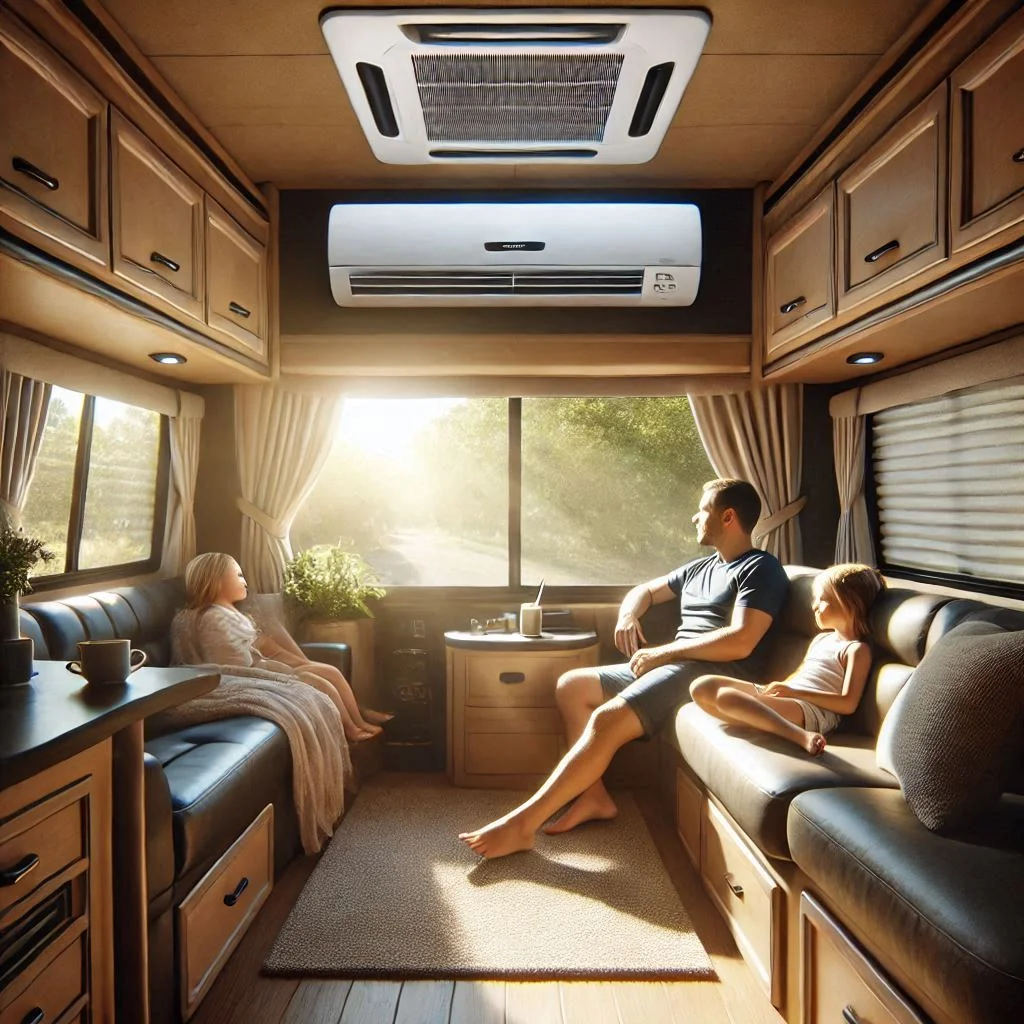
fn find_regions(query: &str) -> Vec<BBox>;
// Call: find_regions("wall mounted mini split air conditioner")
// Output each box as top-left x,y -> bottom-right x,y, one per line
328,202 -> 702,307
320,8 -> 712,164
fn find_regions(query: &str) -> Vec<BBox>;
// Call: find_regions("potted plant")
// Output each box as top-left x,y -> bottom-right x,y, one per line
0,512 -> 55,684
283,543 -> 386,705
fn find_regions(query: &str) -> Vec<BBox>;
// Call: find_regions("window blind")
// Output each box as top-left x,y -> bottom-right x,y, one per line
872,377 -> 1024,586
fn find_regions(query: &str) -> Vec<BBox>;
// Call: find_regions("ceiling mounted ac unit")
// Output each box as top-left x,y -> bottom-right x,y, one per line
328,202 -> 701,307
320,8 -> 712,164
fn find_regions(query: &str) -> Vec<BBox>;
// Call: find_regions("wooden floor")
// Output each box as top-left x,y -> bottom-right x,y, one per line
192,776 -> 784,1024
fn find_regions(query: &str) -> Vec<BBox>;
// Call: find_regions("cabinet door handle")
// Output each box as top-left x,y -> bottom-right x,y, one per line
1012,147 -> 1024,163
864,238 -> 900,263
0,853 -> 40,886
228,301 -> 252,318
779,295 -> 805,315
223,876 -> 249,907
841,1006 -> 861,1024
20,1009 -> 45,1024
150,251 -> 181,273
12,156 -> 59,191
724,873 -> 744,898
498,672 -> 526,684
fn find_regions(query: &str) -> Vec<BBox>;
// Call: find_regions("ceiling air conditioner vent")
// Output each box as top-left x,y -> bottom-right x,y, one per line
321,8 -> 712,164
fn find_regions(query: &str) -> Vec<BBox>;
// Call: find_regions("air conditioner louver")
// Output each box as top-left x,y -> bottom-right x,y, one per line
349,269 -> 645,297
321,9 -> 711,164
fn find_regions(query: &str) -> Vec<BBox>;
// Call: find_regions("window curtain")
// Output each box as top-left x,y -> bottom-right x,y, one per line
830,390 -> 875,565
234,384 -> 342,593
688,384 -> 805,562
0,368 -> 51,528
161,391 -> 205,576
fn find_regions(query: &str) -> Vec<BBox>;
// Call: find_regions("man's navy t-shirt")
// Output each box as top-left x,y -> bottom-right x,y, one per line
665,549 -> 789,680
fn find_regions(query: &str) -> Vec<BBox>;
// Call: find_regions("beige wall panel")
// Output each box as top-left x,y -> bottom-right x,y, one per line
151,55 -> 356,128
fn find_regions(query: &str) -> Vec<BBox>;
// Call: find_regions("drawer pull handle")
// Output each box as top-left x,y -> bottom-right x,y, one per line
1012,148 -> 1024,163
724,873 -> 744,898
228,301 -> 252,318
224,876 -> 249,907
0,853 -> 40,886
841,1006 -> 861,1024
864,238 -> 900,263
12,156 -> 59,191
150,251 -> 181,273
498,672 -> 526,684
21,1009 -> 45,1024
779,295 -> 805,315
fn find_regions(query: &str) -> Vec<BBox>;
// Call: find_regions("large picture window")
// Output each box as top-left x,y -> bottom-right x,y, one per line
292,396 -> 713,587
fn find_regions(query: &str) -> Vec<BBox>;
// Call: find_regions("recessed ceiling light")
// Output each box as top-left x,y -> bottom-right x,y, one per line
149,352 -> 187,365
847,352 -> 884,365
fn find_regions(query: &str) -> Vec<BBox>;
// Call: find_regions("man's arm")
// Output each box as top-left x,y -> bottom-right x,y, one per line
629,604 -> 775,677
614,576 -> 677,657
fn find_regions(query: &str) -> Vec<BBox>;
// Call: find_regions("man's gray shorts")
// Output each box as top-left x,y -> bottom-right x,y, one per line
597,659 -> 756,737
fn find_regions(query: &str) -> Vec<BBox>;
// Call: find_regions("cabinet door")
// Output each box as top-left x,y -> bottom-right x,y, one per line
206,198 -> 268,359
837,84 -> 947,313
765,188 -> 835,360
110,109 -> 205,321
950,7 -> 1024,254
0,10 -> 108,270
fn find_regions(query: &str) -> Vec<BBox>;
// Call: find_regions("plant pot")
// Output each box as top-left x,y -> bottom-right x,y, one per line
0,637 -> 34,685
302,617 -> 377,707
1,596 -> 21,642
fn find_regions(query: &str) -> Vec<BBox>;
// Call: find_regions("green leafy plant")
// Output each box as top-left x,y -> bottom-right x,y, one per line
0,517 -> 55,603
283,544 -> 386,622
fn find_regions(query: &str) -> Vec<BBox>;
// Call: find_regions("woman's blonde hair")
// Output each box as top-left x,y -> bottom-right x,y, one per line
817,563 -> 887,640
183,552 -> 238,609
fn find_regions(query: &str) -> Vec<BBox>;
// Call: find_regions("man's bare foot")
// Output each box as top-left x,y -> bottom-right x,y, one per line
542,790 -> 618,835
801,731 -> 827,756
459,815 -> 535,859
362,708 -> 394,725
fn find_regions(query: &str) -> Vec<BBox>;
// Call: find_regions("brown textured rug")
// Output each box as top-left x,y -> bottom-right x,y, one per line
263,780 -> 714,979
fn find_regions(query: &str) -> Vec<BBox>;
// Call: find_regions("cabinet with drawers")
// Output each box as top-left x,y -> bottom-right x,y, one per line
445,631 -> 599,788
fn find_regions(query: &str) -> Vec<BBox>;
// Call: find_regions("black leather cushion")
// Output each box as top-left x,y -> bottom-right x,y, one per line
788,787 -> 1024,1024
110,579 -> 185,666
878,621 -> 1024,832
144,752 -> 175,905
672,703 -> 897,859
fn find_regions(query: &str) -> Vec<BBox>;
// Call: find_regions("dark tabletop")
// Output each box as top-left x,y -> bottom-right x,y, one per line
0,662 -> 219,788
444,629 -> 598,652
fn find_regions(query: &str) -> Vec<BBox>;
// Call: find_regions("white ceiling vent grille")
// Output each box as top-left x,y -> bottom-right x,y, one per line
320,8 -> 712,164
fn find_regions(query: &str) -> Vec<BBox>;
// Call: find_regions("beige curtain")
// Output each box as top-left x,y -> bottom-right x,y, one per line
830,391 -> 875,565
688,385 -> 805,562
0,369 -> 52,527
235,384 -> 342,592
161,391 -> 205,576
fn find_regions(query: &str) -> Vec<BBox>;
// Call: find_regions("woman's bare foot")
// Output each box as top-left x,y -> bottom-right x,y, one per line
344,724 -> 378,742
356,721 -> 384,737
362,708 -> 394,725
459,814 -> 535,859
800,731 -> 827,756
542,790 -> 618,835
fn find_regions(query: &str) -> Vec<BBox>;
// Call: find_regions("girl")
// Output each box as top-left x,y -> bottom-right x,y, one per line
689,563 -> 886,756
172,552 -> 391,742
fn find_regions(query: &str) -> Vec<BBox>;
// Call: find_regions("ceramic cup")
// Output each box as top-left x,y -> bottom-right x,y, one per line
519,603 -> 543,637
67,638 -> 146,684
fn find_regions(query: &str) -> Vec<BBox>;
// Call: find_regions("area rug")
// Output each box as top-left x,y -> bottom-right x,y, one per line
263,780 -> 714,979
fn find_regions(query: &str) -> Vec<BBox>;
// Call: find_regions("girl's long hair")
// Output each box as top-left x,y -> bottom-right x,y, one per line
183,552 -> 237,609
818,563 -> 887,640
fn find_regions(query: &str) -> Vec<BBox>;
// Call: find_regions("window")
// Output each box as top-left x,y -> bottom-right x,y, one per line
871,377 -> 1024,592
292,396 -> 713,587
21,385 -> 167,581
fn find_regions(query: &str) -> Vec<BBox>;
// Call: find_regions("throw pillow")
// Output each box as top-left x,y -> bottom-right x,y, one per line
875,619 -> 1024,833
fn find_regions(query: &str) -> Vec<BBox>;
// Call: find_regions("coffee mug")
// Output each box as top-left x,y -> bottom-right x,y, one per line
67,639 -> 147,684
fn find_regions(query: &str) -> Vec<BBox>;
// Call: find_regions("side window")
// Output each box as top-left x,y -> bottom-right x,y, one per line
21,385 -> 168,582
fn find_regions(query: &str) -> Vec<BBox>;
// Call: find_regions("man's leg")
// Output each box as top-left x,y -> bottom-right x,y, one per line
459,697 -> 645,859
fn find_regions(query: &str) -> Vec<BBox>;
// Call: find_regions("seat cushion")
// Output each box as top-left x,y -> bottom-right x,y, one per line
673,703 -> 897,859
788,787 -> 1024,1024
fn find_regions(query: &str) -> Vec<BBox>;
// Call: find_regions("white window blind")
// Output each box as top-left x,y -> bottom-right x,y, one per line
872,377 -> 1024,586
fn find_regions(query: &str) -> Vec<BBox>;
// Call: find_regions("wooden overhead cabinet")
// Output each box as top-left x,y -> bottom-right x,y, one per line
949,7 -> 1024,255
0,9 -> 108,272
110,109 -> 205,323
837,84 -> 948,314
765,188 -> 836,362
205,198 -> 269,359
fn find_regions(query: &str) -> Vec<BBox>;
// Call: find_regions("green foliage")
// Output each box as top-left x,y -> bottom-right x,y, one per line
0,510 -> 55,602
283,544 -> 386,621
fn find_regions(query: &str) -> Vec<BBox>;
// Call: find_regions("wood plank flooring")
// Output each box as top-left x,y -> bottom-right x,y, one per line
192,777 -> 784,1024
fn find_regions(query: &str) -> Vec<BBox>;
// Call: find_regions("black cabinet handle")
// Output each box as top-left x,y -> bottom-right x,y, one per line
0,853 -> 40,886
150,251 -> 181,273
864,238 -> 900,263
223,876 -> 249,907
20,1009 -> 45,1024
498,672 -> 525,684
228,301 -> 251,318
779,295 -> 806,315
12,156 -> 59,191
724,873 -> 744,898
1013,148 -> 1024,163
841,1006 -> 861,1024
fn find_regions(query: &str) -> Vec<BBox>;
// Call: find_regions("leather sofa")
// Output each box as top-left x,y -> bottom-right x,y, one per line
19,578 -> 351,1024
662,566 -> 1024,1024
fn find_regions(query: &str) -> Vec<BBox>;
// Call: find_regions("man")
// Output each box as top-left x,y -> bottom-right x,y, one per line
459,477 -> 789,859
